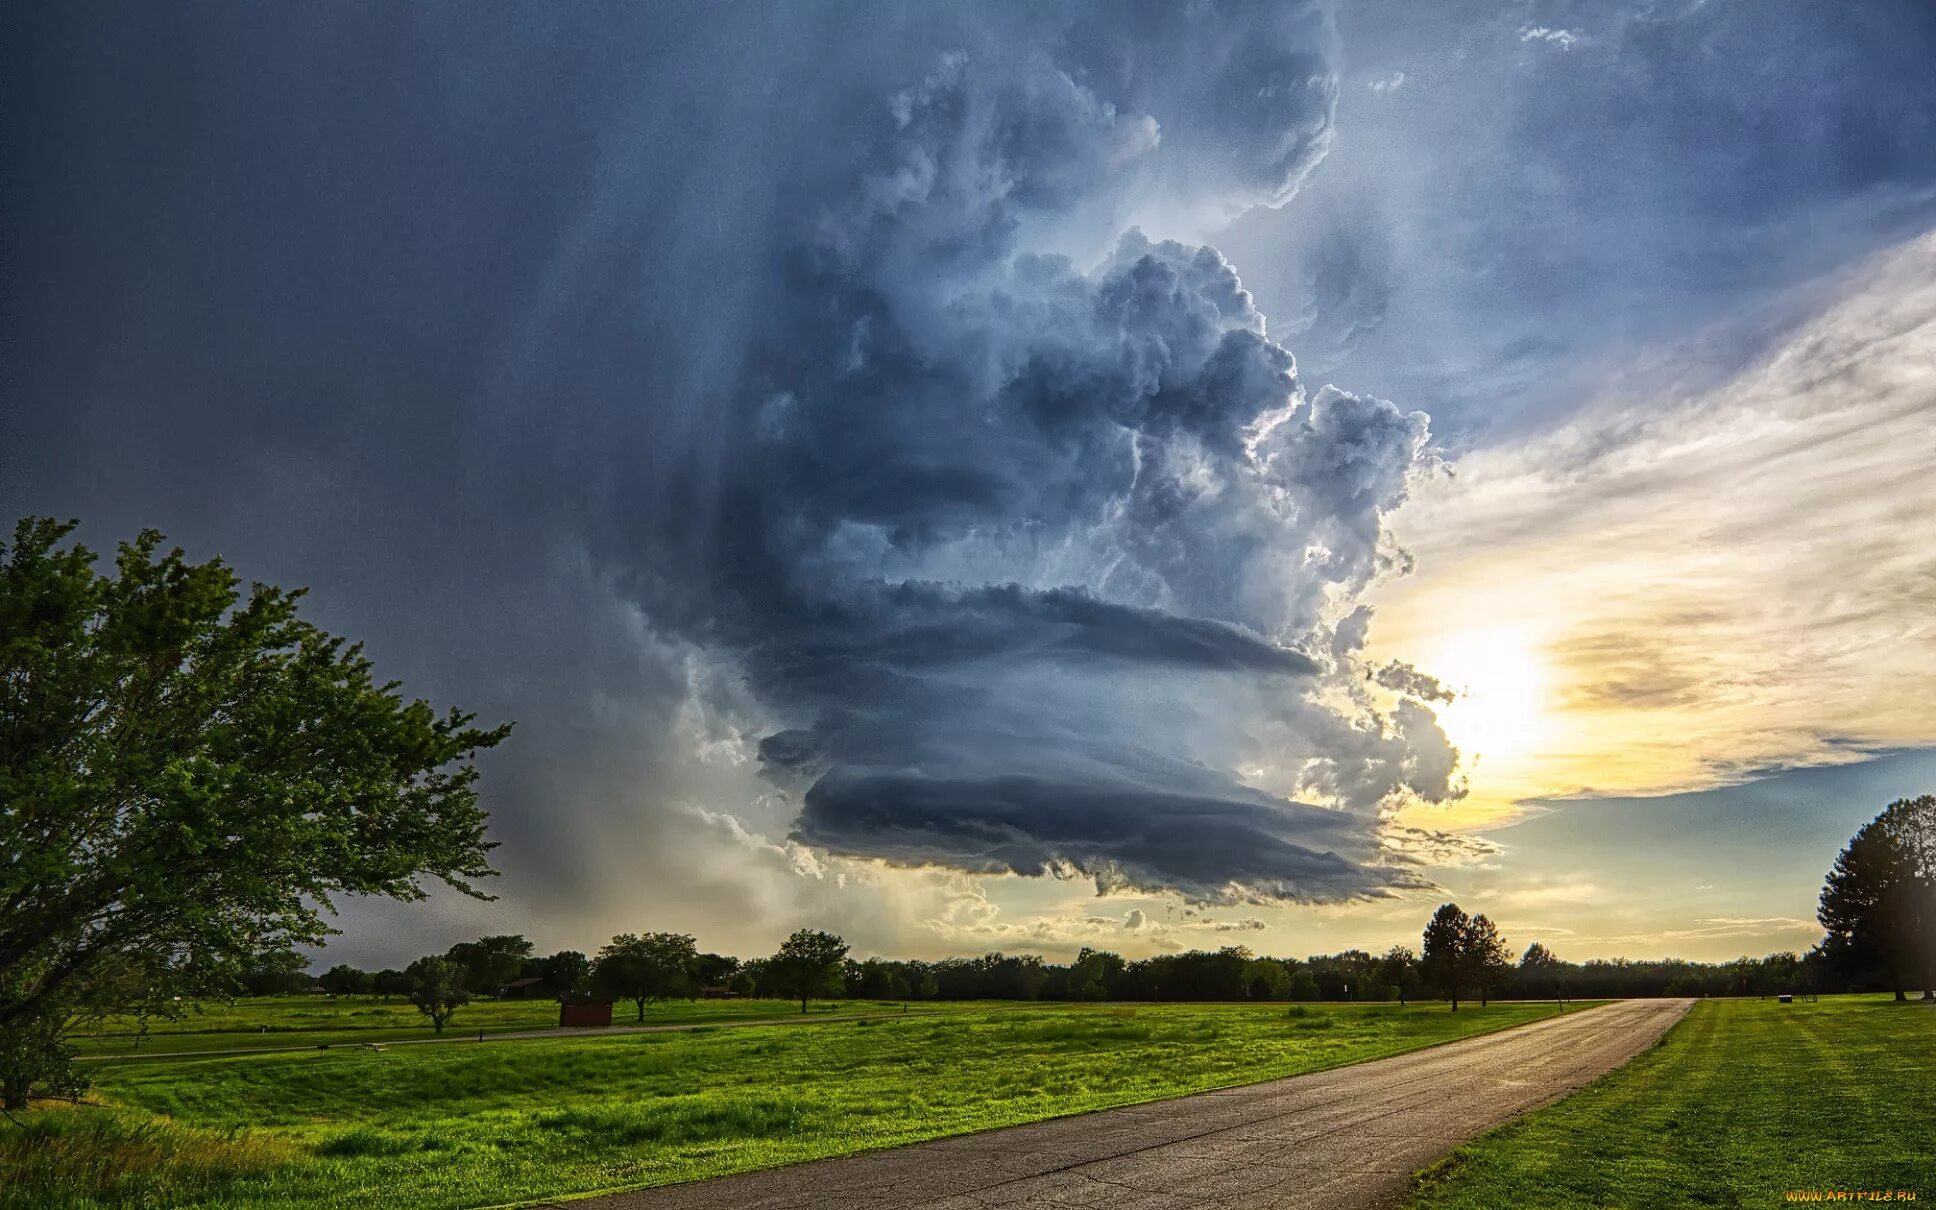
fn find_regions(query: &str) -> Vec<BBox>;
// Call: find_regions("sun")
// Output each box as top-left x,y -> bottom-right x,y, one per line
1418,624 -> 1553,768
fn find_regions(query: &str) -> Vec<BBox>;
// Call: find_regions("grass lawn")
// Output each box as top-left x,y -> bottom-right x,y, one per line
10,1000 -> 1571,1209
1409,995 -> 1936,1209
73,995 -> 912,1060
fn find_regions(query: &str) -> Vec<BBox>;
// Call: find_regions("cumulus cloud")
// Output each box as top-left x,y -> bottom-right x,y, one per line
586,10 -> 1467,905
2,0 -> 1469,956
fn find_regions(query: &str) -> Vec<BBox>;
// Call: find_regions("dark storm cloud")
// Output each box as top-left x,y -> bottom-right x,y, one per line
588,8 -> 1466,903
795,766 -> 1428,904
3,0 -> 1467,926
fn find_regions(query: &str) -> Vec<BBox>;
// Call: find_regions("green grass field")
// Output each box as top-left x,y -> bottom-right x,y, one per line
9,1000 -> 1569,1210
73,995 -> 926,1060
1409,996 -> 1936,1209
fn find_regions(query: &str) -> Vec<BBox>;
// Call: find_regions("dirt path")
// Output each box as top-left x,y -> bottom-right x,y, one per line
556,998 -> 1692,1210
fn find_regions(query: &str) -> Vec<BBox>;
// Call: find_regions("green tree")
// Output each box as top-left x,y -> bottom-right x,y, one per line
1287,967 -> 1320,1001
239,949 -> 313,997
1421,902 -> 1471,1010
372,969 -> 410,997
593,933 -> 698,1022
768,929 -> 849,1013
689,952 -> 740,989
1819,804 -> 1929,1001
1244,957 -> 1292,1000
405,956 -> 470,1033
1466,914 -> 1511,1007
319,964 -> 372,996
1518,941 -> 1564,1004
0,518 -> 509,1110
539,950 -> 591,997
1878,795 -> 1936,999
1068,948 -> 1124,1000
1379,945 -> 1417,1006
446,935 -> 534,995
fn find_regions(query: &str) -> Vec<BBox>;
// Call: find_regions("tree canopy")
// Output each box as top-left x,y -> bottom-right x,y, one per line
593,932 -> 698,1021
405,956 -> 471,1034
1420,902 -> 1471,1010
768,929 -> 850,1013
1818,797 -> 1935,1001
0,517 -> 510,1108
446,935 -> 534,995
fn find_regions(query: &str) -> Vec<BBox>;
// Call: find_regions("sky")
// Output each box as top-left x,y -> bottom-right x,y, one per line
5,0 -> 1935,968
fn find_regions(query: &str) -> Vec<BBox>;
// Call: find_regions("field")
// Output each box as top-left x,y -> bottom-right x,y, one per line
1409,996 -> 1936,1208
73,995 -> 946,1060
9,999 -> 1572,1210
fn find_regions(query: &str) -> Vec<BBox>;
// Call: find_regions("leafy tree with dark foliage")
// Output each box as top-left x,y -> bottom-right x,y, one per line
1518,942 -> 1563,1005
1379,945 -> 1417,1006
446,935 -> 534,995
1466,914 -> 1511,1007
593,933 -> 698,1021
690,951 -> 740,989
238,949 -> 313,997
1879,795 -> 1936,999
320,964 -> 373,996
768,929 -> 849,1013
539,950 -> 591,997
1421,902 -> 1472,1011
0,518 -> 510,1110
1819,799 -> 1935,1001
405,956 -> 471,1033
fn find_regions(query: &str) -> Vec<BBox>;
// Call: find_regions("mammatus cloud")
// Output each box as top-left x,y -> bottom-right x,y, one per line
606,3 -> 1463,905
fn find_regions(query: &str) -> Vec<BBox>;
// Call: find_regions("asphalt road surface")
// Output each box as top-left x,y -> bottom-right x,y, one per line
559,998 -> 1691,1210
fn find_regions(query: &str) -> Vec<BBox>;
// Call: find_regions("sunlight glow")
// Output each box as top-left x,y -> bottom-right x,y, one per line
1421,625 -> 1554,770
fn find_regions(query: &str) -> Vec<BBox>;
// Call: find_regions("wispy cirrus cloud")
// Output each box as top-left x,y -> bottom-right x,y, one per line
1375,232 -> 1936,820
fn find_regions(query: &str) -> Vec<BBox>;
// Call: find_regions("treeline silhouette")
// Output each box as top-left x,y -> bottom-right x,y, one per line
263,935 -> 1881,1008
259,794 -> 1933,1010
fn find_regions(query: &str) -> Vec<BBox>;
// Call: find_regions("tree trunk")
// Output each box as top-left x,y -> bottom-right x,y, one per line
1892,964 -> 1907,1002
636,998 -> 646,1023
2,1076 -> 26,1112
800,995 -> 808,1014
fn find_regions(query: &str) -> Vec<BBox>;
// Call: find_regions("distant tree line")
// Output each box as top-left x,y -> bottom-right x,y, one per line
273,898 -> 1924,1041
190,800 -> 1936,1038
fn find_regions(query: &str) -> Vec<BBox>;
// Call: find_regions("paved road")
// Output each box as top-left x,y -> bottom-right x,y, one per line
560,998 -> 1691,1210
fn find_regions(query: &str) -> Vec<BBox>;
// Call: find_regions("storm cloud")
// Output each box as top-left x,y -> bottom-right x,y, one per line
560,2 -> 1467,904
0,0 -> 1463,961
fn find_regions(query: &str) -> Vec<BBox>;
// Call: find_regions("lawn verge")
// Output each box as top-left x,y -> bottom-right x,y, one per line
1407,995 -> 1936,1208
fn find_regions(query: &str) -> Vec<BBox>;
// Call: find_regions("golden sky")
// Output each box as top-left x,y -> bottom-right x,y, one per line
1374,233 -> 1936,831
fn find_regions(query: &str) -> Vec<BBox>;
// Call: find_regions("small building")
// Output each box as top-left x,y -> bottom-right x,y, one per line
1778,993 -> 1794,1004
559,999 -> 614,1028
498,976 -> 548,1000
699,985 -> 739,999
